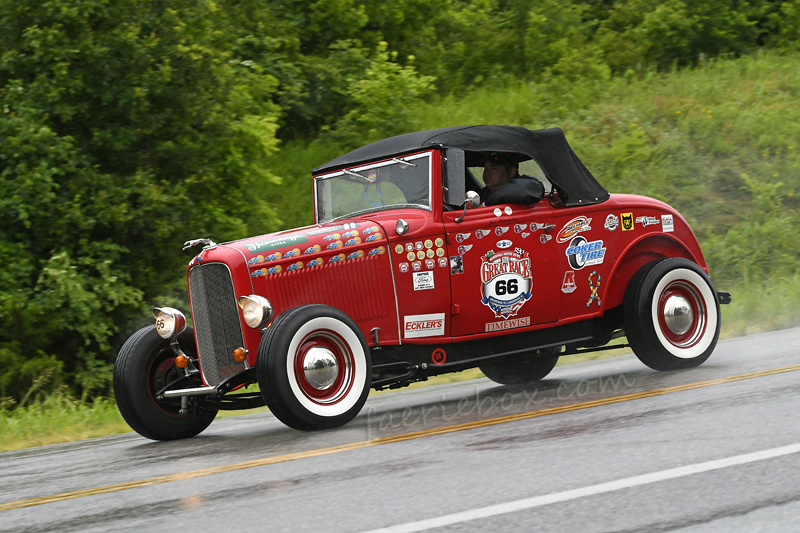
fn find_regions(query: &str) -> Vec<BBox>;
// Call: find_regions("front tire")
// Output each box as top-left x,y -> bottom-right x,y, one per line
624,258 -> 720,371
480,348 -> 560,385
114,326 -> 217,440
257,305 -> 371,430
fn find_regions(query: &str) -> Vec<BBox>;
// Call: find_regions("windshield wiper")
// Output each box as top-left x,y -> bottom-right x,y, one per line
390,157 -> 417,167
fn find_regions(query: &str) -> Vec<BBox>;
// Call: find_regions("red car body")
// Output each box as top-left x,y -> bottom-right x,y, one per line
114,126 -> 728,439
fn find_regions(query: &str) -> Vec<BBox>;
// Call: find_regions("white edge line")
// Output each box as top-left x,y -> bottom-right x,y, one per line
365,443 -> 800,533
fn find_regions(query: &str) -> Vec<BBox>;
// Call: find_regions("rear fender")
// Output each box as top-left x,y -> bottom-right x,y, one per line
604,235 -> 703,310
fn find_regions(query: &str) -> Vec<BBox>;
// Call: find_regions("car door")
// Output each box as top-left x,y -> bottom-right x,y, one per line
442,202 -> 561,338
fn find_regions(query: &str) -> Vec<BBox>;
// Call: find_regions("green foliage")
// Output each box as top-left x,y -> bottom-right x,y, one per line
0,0 -> 282,401
323,42 -> 435,148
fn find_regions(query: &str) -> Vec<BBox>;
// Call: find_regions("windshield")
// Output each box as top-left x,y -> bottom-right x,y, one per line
315,151 -> 432,223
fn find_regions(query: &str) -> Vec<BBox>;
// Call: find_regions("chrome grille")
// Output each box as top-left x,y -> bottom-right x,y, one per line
188,263 -> 246,386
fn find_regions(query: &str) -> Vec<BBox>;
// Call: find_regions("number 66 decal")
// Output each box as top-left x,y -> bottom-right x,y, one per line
480,249 -> 533,319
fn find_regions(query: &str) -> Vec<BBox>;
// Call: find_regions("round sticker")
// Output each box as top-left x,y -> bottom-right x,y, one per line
395,244 -> 404,254
504,206 -> 513,215
417,250 -> 426,260
494,208 -> 502,217
435,237 -> 444,247
436,248 -> 445,257
426,249 -> 434,258
407,252 -> 416,261
424,239 -> 433,249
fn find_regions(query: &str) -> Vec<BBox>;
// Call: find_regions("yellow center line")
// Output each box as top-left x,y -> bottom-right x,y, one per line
2,363 -> 799,512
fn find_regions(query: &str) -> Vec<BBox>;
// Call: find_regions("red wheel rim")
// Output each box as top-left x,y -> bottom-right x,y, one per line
293,329 -> 355,405
656,281 -> 707,349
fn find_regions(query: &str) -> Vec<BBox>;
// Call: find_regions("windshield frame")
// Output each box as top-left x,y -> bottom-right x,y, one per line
313,150 -> 434,224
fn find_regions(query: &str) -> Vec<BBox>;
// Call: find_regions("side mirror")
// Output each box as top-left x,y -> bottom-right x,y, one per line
455,191 -> 481,223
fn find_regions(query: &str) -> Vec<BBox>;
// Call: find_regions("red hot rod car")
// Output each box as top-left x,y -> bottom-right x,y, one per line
114,126 -> 730,440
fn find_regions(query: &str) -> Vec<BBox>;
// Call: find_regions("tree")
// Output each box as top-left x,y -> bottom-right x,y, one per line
0,0 -> 282,400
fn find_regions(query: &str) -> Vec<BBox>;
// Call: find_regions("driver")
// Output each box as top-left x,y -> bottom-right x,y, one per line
480,153 -> 545,206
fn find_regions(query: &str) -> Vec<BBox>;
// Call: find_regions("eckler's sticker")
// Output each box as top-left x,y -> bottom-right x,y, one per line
425,259 -> 435,269
662,214 -> 674,232
604,214 -> 619,231
496,240 -> 513,249
458,244 -> 473,255
561,271 -> 577,293
406,243 -> 414,252
557,216 -> 592,243
399,262 -> 409,273
566,236 -> 606,270
438,257 -> 449,268
412,261 -> 422,271
476,229 -> 491,239
480,248 -> 533,319
494,208 -> 502,217
456,233 -> 471,243
413,271 -> 435,291
415,241 -> 424,251
621,213 -> 634,231
636,216 -> 659,227
431,348 -> 447,365
485,316 -> 530,332
495,226 -> 510,236
404,313 -> 445,339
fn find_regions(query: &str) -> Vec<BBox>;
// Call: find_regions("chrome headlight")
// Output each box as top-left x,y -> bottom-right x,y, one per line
152,307 -> 187,340
238,295 -> 273,329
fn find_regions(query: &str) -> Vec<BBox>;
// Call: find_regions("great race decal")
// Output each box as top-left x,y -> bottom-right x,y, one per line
566,236 -> 606,270
480,248 -> 532,319
557,216 -> 592,243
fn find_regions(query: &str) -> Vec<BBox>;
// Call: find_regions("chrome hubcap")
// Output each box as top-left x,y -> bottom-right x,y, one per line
302,347 -> 338,390
663,295 -> 693,335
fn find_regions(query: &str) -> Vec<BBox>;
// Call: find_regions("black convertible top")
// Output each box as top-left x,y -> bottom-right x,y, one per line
313,126 -> 609,207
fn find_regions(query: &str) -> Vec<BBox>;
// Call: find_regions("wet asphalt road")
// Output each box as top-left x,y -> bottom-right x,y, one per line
2,328 -> 800,532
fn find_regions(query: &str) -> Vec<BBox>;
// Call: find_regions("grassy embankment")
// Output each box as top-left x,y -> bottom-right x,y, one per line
3,51 -> 799,452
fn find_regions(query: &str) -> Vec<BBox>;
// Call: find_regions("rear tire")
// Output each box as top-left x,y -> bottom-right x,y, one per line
114,326 -> 217,440
624,258 -> 720,371
480,348 -> 560,385
257,305 -> 371,430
